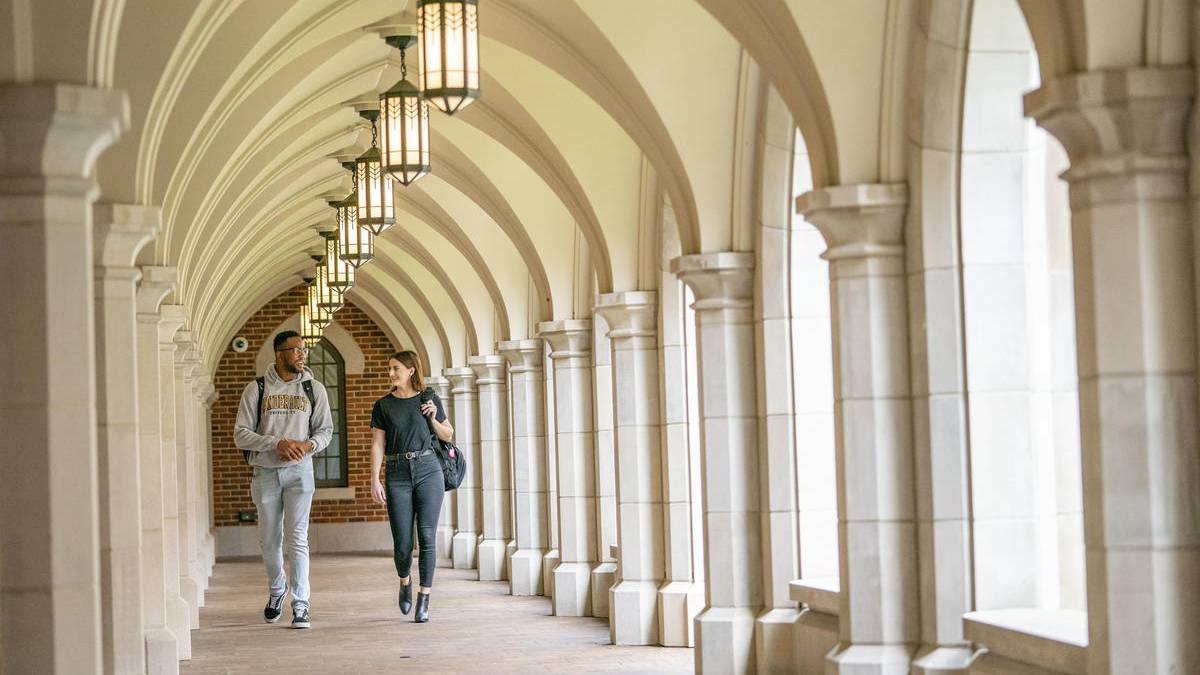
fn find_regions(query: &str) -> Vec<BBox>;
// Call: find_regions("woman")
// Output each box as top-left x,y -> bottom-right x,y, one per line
369,350 -> 453,623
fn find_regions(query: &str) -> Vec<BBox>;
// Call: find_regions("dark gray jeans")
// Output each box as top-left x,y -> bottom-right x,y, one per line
384,452 -> 445,587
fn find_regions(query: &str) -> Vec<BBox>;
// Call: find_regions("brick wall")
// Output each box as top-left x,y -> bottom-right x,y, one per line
210,284 -> 398,527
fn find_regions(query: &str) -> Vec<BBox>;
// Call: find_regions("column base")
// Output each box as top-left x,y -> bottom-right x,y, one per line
911,645 -> 974,674
755,607 -> 801,674
145,627 -> 179,675
826,643 -> 916,675
609,579 -> 660,645
695,606 -> 757,675
590,561 -> 618,618
478,538 -> 507,581
658,580 -> 704,647
505,539 -> 516,581
510,548 -> 545,596
452,531 -> 477,569
205,534 -> 215,577
436,525 -> 455,568
179,577 -> 200,628
168,596 -> 191,660
552,561 -> 594,616
542,549 -> 560,600
188,563 -> 206,604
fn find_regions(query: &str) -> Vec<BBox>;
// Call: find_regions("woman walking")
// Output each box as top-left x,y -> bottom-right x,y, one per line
369,350 -> 453,622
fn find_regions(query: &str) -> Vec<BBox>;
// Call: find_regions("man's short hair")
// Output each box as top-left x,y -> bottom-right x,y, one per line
273,330 -> 302,350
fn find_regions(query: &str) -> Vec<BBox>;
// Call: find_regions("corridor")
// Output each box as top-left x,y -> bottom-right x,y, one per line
181,555 -> 693,674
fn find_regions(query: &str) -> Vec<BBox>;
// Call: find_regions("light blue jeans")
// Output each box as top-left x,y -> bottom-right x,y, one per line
251,461 -> 315,609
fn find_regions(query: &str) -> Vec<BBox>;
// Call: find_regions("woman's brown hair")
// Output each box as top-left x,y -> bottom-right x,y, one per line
390,350 -> 424,393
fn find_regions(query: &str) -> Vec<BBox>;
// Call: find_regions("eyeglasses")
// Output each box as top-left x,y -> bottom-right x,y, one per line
275,346 -> 309,356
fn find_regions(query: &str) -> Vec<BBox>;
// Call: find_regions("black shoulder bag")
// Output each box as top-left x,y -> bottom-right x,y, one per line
421,388 -> 466,491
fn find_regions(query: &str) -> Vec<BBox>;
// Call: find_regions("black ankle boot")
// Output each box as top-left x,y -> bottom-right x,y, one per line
414,591 -> 430,623
399,580 -> 412,615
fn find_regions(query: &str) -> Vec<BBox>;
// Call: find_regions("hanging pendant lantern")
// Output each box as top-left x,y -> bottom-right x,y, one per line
322,229 -> 354,293
380,36 -> 431,186
355,111 -> 395,234
333,192 -> 374,268
417,0 -> 480,114
307,254 -> 335,325
315,262 -> 343,315
299,295 -> 325,347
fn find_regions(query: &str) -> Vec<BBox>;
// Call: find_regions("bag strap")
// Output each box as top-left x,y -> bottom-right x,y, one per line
302,379 -> 316,429
255,376 -> 266,431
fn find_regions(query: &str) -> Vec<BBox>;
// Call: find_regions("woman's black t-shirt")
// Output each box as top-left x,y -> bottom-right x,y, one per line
370,389 -> 447,456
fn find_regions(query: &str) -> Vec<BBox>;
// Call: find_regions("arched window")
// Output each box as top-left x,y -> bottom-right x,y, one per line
306,339 -> 349,488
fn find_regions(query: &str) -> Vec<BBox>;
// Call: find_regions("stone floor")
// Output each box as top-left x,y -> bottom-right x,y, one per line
182,554 -> 694,674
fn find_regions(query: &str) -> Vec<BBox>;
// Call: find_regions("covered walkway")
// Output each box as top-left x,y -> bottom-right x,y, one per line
181,555 -> 693,674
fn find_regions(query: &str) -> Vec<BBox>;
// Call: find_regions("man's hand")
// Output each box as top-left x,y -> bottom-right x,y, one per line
275,438 -> 309,462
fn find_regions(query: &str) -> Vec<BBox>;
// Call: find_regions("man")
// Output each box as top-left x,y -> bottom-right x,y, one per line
234,331 -> 333,629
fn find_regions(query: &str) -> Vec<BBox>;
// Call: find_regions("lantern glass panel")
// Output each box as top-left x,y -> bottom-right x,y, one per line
379,80 -> 430,186
418,0 -> 480,114
315,264 -> 343,314
335,195 -> 374,268
355,146 -> 395,234
324,232 -> 354,290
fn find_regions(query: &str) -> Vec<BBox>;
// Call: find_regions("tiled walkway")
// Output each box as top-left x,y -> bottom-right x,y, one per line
182,554 -> 694,674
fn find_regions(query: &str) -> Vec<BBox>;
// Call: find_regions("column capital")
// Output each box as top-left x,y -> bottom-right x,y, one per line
497,339 -> 544,373
444,366 -> 478,394
594,291 -> 657,338
0,84 -> 129,190
157,304 -> 186,344
1025,67 -> 1192,170
467,354 -> 507,385
1025,67 -> 1192,208
425,374 -> 450,396
795,183 -> 907,260
93,203 -> 159,269
136,266 -> 176,318
537,319 -> 592,356
669,252 -> 753,307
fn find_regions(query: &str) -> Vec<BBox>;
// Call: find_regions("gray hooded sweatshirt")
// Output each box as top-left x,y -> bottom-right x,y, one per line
234,365 -> 334,469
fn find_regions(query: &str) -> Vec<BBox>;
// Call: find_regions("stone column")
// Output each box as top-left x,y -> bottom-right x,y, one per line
796,184 -> 917,673
445,367 -> 481,569
172,333 -> 203,622
590,316 -> 618,617
753,195 -> 803,673
135,266 -> 181,672
658,222 -> 704,648
0,83 -> 128,674
427,374 -> 456,567
542,350 -> 561,597
94,204 -> 156,674
157,304 -> 193,656
671,252 -> 763,673
498,340 -> 549,595
595,291 -> 666,645
539,320 -> 600,616
191,375 -> 215,591
470,355 -> 512,581
1028,67 -> 1200,674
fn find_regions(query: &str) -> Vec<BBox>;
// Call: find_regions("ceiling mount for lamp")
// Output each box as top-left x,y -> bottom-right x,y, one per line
417,0 -> 480,114
354,109 -> 396,235
380,33 -> 431,186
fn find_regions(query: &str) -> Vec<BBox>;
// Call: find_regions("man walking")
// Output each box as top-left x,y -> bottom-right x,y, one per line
234,330 -> 333,628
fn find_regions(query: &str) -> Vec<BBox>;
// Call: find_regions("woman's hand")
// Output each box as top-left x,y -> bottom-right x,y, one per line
370,478 -> 386,505
420,400 -> 437,419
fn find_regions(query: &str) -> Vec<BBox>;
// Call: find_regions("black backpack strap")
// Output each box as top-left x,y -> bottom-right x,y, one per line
302,379 -> 316,428
245,377 -> 266,465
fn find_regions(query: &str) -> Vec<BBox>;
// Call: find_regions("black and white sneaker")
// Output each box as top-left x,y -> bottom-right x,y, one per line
263,589 -> 287,623
292,605 -> 311,629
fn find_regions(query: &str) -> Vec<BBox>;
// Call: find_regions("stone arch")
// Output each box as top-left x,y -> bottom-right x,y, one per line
254,314 -> 366,377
